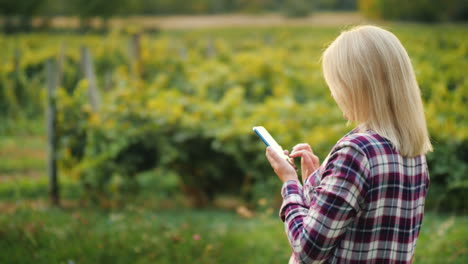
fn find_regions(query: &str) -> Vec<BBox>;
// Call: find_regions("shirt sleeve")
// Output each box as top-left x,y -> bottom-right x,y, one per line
279,144 -> 370,264
302,168 -> 322,206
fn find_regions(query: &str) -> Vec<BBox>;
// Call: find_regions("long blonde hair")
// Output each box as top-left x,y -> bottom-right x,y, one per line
322,25 -> 432,157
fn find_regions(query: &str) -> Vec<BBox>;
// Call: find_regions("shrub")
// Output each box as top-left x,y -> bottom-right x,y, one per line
426,140 -> 468,213
282,0 -> 314,17
358,0 -> 468,22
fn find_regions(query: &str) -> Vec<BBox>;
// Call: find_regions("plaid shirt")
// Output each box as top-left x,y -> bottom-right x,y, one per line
280,129 -> 429,264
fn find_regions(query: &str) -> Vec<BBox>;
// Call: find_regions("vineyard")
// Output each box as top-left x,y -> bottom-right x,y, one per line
1,25 -> 467,211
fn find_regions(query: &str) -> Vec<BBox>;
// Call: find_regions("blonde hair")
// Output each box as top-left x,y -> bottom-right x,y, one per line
322,25 -> 432,157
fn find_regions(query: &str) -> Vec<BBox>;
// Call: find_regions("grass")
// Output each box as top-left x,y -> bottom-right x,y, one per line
0,207 -> 466,264
0,207 -> 291,264
0,131 -> 78,201
0,122 -> 467,264
0,134 -> 46,174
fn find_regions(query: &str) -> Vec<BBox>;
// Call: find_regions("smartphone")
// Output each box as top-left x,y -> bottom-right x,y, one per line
252,126 -> 294,166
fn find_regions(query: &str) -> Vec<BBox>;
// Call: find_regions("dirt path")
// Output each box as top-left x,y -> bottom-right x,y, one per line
49,12 -> 367,30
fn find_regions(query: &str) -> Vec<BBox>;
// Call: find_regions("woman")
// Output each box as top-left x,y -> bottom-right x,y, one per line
266,25 -> 432,264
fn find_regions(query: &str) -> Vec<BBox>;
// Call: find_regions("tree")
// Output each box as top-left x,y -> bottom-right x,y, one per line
282,0 -> 314,17
70,0 -> 128,31
358,0 -> 468,22
0,0 -> 45,33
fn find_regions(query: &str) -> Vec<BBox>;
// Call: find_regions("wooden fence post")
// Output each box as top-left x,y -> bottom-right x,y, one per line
80,46 -> 100,111
46,58 -> 59,206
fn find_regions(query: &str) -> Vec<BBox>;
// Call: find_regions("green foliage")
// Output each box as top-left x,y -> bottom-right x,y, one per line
426,140 -> 468,213
1,25 -> 467,211
0,49 -> 46,118
358,0 -> 468,22
1,0 -> 360,19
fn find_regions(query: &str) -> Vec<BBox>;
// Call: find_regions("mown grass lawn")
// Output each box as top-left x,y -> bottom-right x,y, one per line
1,127 -> 467,264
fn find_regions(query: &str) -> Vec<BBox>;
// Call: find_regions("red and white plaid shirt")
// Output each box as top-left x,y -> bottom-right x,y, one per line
280,129 -> 429,264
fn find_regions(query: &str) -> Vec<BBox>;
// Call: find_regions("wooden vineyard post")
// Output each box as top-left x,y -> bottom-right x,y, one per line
205,37 -> 216,58
179,45 -> 188,61
10,48 -> 21,114
80,46 -> 100,111
56,43 -> 66,88
46,58 -> 59,206
104,70 -> 113,91
131,33 -> 141,62
129,33 -> 142,78
264,34 -> 274,46
13,48 -> 21,74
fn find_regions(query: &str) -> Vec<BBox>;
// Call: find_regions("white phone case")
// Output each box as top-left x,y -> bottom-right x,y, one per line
253,126 -> 292,163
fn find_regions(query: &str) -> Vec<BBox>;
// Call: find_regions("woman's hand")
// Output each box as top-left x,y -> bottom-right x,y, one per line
289,143 -> 320,183
265,147 -> 299,183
